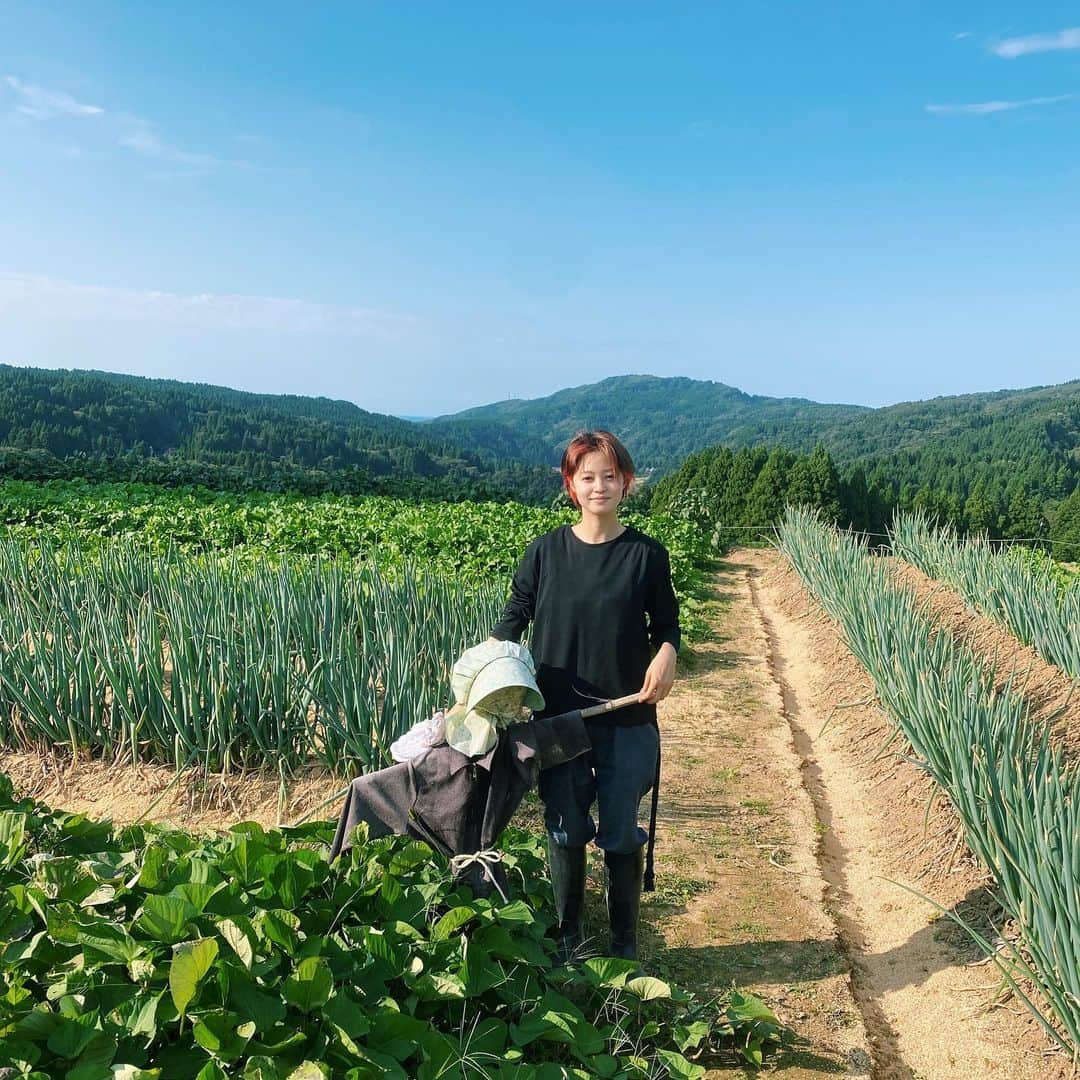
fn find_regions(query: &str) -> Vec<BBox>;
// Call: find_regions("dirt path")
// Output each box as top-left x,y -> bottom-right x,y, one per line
733,547 -> 1068,1079
636,555 -> 871,1077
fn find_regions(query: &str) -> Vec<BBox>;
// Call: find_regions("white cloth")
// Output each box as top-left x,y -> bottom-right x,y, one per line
389,710 -> 446,763
391,643 -> 547,762
450,640 -> 544,717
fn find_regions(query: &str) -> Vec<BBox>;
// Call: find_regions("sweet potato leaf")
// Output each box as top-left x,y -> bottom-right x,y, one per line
169,938 -> 219,1016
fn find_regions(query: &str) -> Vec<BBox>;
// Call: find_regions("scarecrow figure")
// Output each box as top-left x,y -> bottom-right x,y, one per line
331,641 -> 602,901
330,639 -> 645,930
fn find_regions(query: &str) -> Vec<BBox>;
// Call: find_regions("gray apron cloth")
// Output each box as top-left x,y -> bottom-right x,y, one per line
329,712 -> 592,897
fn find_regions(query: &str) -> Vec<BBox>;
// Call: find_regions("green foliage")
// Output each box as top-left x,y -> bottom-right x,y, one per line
651,445 -> 845,545
436,374 -> 1080,536
428,374 -> 866,472
0,534 -> 505,773
434,373 -> 1080,488
785,446 -> 842,524
0,778 -> 793,1076
3,365 -> 1078,534
1050,485 -> 1080,562
0,365 -> 560,505
0,484 -> 713,768
650,427 -> 1065,544
744,448 -> 798,535
892,511 -> 1080,679
1004,544 -> 1078,590
0,480 -> 709,605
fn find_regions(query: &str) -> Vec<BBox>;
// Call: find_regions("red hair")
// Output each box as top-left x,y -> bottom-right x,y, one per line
561,430 -> 636,507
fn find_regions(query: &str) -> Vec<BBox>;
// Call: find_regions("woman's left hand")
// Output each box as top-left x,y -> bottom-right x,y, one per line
638,643 -> 677,704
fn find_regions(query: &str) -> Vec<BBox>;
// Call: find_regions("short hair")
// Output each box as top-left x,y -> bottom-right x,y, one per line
560,430 -> 636,506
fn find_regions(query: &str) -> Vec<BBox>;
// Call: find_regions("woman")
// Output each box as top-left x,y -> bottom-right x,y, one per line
490,430 -> 679,962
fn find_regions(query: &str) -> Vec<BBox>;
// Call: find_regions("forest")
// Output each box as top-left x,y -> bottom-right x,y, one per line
0,366 -> 560,503
435,374 -> 1080,483
648,443 -> 1080,559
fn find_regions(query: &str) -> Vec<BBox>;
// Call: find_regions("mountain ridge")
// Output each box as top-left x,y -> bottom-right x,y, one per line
427,373 -> 1080,474
1,364 -> 1079,517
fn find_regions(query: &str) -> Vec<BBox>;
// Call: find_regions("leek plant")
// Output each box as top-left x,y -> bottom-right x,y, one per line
778,507 -> 1080,1058
892,511 -> 1080,679
0,535 -> 503,774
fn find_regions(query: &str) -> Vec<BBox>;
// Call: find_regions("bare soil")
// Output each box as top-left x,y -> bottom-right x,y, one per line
0,749 -> 346,830
632,555 -> 870,1077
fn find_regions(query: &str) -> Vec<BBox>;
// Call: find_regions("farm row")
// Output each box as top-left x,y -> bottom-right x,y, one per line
0,479 -> 710,601
0,482 -> 712,774
0,771 -> 790,1078
778,508 -> 1080,1058
3,486 -> 1078,1073
893,510 -> 1080,678
0,537 -> 504,772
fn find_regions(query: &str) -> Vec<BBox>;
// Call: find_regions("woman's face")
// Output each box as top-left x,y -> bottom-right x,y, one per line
570,450 -> 624,514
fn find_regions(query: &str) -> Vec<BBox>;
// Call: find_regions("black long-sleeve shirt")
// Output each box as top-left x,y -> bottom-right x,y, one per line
490,524 -> 680,727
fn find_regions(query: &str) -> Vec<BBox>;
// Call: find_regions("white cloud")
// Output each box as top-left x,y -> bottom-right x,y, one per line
4,74 -> 242,171
3,75 -> 103,119
953,31 -> 973,41
0,273 -> 425,341
926,93 -> 1073,115
992,27 -> 1080,58
116,117 -> 221,168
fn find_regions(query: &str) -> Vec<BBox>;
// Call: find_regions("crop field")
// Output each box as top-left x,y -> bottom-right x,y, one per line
891,510 -> 1080,679
778,507 -> 1080,1058
0,481 -> 711,775
0,772 -> 790,1078
0,479 -> 803,1079
0,481 -> 710,608
0,535 -> 504,772
11,482 -> 1076,1076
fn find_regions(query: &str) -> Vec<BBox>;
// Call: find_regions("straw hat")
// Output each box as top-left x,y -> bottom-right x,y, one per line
444,640 -> 545,757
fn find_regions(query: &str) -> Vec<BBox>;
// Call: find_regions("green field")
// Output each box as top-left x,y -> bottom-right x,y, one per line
0,480 -> 797,1078
0,773 -> 789,1078
780,507 -> 1080,1058
0,480 -> 709,612
0,481 -> 713,774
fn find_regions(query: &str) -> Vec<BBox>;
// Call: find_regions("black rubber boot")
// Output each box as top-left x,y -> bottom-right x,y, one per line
605,848 -> 644,960
547,840 -> 587,965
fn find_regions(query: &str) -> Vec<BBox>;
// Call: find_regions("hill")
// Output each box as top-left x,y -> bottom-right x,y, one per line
427,375 -> 868,471
432,373 -> 1080,474
0,365 -> 559,501
431,373 -> 1080,541
3,365 -> 1080,534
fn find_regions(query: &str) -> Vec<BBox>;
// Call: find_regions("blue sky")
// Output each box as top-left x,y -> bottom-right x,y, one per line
1,3 -> 1078,415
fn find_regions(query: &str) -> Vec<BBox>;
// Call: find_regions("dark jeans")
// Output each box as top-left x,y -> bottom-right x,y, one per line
539,721 -> 658,854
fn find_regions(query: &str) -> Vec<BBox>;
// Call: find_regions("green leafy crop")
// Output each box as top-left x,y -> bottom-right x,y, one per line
0,482 -> 713,773
0,480 -> 712,626
0,773 -> 791,1077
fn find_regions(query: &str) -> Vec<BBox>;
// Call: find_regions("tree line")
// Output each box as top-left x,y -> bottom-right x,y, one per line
0,447 -> 560,504
648,443 -> 1080,560
4,364 -> 1080,557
